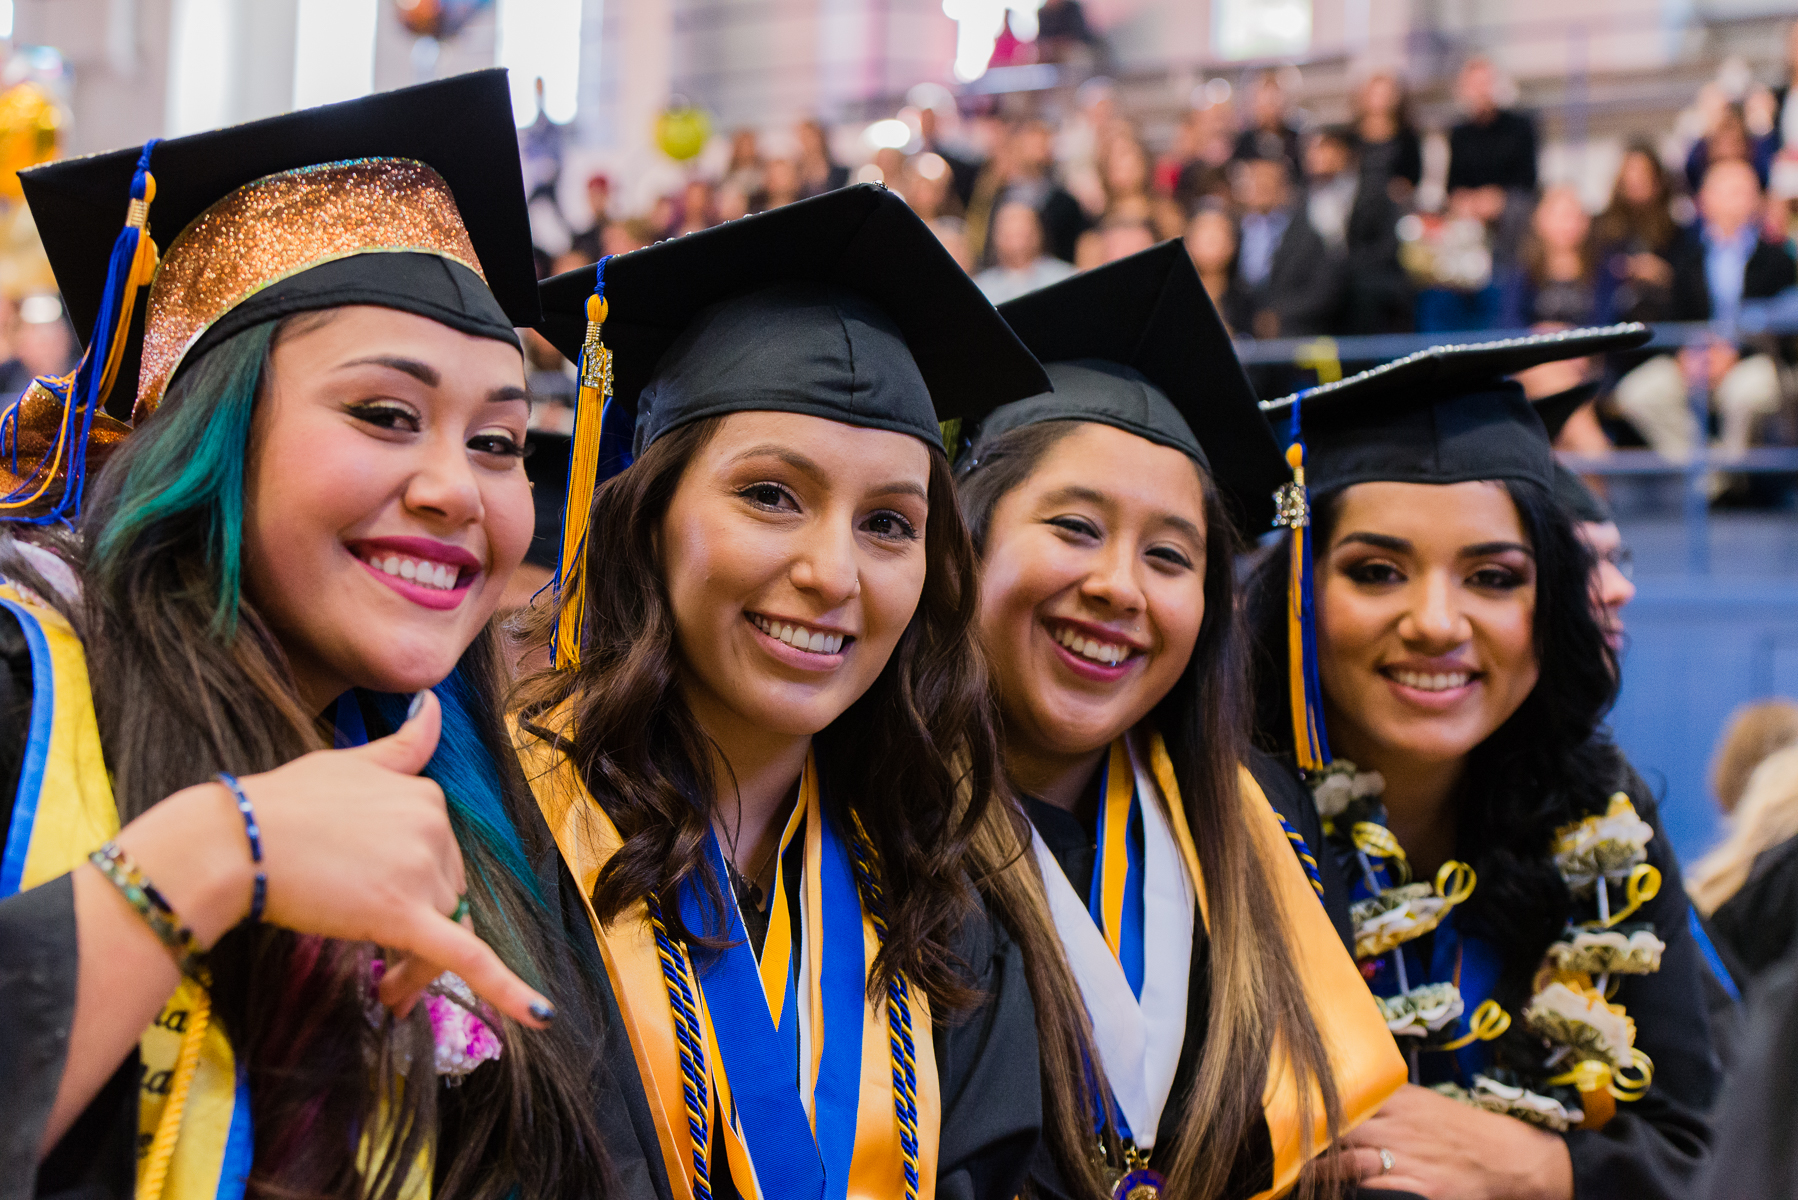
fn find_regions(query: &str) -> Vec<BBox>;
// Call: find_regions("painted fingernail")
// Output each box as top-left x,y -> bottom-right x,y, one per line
407,690 -> 428,720
529,999 -> 557,1023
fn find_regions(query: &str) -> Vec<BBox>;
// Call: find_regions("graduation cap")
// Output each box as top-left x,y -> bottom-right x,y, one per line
534,183 -> 1049,668
1532,382 -> 1613,524
1257,323 -> 1652,772
2,69 -> 534,524
963,239 -> 1286,530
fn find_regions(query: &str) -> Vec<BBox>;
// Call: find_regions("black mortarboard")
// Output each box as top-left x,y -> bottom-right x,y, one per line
968,240 -> 1286,530
1532,382 -> 1614,524
21,68 -> 535,419
535,184 -> 1049,668
1260,324 -> 1651,497
535,184 -> 1048,460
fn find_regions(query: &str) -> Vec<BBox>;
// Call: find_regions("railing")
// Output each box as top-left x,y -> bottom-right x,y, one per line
1234,311 -> 1798,576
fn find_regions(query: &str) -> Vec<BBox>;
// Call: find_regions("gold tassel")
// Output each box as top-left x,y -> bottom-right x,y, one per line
555,292 -> 611,670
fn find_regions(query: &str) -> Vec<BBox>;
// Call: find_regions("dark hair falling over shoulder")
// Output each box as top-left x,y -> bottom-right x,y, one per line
512,415 -> 1001,1011
956,419 -> 1343,1200
1244,479 -> 1622,1004
0,317 -> 612,1200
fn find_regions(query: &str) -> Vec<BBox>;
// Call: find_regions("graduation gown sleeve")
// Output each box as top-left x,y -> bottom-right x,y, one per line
0,605 -> 136,1200
1560,772 -> 1717,1200
1703,937 -> 1798,1198
933,895 -> 1043,1200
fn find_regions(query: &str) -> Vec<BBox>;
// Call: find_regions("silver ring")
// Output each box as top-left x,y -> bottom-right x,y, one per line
1378,1147 -> 1395,1175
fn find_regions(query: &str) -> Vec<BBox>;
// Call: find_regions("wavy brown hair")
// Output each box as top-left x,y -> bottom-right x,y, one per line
3,316 -> 614,1200
956,419 -> 1343,1200
513,415 -> 1001,1007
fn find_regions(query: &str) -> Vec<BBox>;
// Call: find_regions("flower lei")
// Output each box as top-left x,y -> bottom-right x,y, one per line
1311,765 -> 1662,1132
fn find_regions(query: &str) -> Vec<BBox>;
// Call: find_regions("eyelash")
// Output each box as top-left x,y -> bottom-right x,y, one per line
1049,516 -> 1193,569
348,402 -> 526,458
1342,560 -> 1528,590
738,483 -> 919,542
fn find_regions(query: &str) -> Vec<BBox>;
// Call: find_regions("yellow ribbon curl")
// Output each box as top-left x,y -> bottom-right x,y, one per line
1434,860 -> 1476,907
1437,999 -> 1511,1051
1352,821 -> 1411,884
1548,1047 -> 1654,1101
1582,863 -> 1662,930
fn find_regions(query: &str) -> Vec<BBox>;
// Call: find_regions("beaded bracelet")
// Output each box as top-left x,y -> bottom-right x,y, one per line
89,840 -> 212,985
214,772 -> 266,923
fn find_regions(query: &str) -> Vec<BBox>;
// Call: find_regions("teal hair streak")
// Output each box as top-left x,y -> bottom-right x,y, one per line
90,321 -> 276,639
367,674 -> 544,902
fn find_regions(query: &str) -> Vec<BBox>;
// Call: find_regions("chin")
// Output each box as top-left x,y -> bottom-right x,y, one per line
346,643 -> 466,696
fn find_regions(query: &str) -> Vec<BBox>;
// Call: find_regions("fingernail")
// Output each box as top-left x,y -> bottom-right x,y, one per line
407,690 -> 428,720
529,999 -> 557,1023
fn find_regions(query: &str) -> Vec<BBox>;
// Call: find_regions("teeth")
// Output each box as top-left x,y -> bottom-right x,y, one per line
749,614 -> 846,654
1051,624 -> 1131,666
362,552 -> 462,592
1391,669 -> 1472,692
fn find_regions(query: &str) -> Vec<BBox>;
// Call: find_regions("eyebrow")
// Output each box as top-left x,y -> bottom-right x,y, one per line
1336,532 -> 1535,558
731,444 -> 927,500
337,356 -> 528,406
1041,484 -> 1206,544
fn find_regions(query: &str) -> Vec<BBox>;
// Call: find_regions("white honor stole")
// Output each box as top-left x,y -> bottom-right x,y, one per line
1029,730 -> 1196,1150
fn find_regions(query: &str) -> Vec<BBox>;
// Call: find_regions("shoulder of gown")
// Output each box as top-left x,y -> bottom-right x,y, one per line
934,886 -> 1044,1200
1560,754 -> 1717,1200
1244,746 -> 1354,952
1703,935 -> 1798,1198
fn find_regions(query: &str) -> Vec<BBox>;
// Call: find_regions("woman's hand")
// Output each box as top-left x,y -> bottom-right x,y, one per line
116,691 -> 553,1029
1338,1084 -> 1574,1200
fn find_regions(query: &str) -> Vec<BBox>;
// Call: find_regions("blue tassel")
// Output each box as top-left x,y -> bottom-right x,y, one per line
1286,400 -> 1332,767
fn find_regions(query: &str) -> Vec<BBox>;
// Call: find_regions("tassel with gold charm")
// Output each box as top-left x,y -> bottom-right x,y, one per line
1274,399 -> 1330,773
553,256 -> 614,670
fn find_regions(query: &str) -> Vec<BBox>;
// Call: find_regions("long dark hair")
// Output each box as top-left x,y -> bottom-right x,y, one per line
513,415 -> 1000,1009
957,419 -> 1342,1200
1245,479 -> 1622,1007
2,316 -> 612,1199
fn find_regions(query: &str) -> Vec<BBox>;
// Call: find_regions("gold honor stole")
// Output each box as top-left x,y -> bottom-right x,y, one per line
0,583 -> 251,1200
0,582 -> 430,1200
1066,729 -> 1406,1198
515,724 -> 941,1200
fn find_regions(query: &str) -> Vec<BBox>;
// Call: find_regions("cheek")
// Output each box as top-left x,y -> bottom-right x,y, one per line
481,471 -> 535,574
864,549 -> 928,643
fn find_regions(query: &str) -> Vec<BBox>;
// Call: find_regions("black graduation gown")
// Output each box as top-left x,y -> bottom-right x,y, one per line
1703,936 -> 1798,1197
0,607 -> 658,1200
570,818 -> 1043,1200
1302,749 -> 1717,1200
1018,748 -> 1335,1200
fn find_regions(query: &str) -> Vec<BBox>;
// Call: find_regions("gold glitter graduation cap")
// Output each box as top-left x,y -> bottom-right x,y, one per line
1,69 -> 536,523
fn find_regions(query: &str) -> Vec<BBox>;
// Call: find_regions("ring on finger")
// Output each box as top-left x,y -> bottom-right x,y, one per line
449,894 -> 470,924
1377,1147 -> 1395,1176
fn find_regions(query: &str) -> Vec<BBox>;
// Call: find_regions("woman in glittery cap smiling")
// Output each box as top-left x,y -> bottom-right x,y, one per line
0,73 -> 620,1198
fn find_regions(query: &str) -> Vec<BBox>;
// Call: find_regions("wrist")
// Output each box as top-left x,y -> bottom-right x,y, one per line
1502,1112 -> 1575,1200
115,782 -> 257,949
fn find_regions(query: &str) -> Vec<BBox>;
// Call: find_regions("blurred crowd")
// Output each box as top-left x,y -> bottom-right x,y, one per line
527,22 -> 1798,507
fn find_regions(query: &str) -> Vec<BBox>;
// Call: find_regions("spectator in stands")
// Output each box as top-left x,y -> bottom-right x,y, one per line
1446,56 -> 1539,271
1712,699 -> 1798,816
1079,215 -> 1157,269
669,178 -> 717,237
1691,740 -> 1798,983
1036,0 -> 1101,64
1232,69 -> 1303,176
1501,185 -> 1610,329
1073,132 -> 1184,265
1686,103 -> 1775,196
1614,158 -> 1797,463
897,152 -> 962,220
1184,202 -> 1253,334
567,172 -> 612,263
1232,154 -> 1345,338
1166,99 -> 1236,209
752,156 -> 804,212
967,118 -> 1087,266
796,118 -> 850,196
1353,70 -> 1422,205
916,102 -> 980,208
722,129 -> 765,204
1303,125 -> 1410,333
1592,142 -> 1681,324
974,200 -> 1076,303
1768,22 -> 1798,234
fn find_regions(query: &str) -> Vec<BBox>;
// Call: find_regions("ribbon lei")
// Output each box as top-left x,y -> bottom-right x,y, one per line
1,138 -> 161,524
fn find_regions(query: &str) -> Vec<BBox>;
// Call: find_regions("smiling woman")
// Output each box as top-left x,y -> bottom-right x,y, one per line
0,73 -> 619,1200
1247,327 -> 1718,1200
513,185 -> 1054,1200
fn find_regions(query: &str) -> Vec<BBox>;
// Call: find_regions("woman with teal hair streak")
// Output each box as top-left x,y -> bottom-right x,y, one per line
0,75 -> 624,1199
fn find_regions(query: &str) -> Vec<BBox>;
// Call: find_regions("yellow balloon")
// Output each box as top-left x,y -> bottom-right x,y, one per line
0,82 -> 61,202
655,105 -> 710,162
